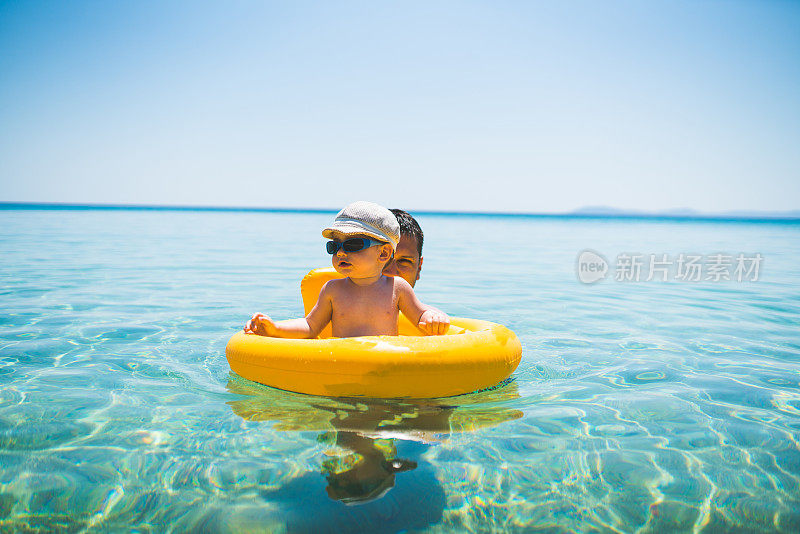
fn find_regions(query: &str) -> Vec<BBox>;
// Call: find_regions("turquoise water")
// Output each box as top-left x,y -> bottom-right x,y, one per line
2,208 -> 799,532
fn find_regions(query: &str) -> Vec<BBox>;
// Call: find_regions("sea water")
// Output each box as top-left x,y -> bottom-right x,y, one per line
1,207 -> 799,532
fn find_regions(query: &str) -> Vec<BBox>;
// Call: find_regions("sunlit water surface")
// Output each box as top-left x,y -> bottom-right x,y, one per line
1,208 -> 799,532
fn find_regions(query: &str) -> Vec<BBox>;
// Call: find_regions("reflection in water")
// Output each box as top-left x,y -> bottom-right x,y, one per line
227,376 -> 522,515
321,431 -> 417,503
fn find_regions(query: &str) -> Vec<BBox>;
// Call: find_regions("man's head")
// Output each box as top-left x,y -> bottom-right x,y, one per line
382,209 -> 423,287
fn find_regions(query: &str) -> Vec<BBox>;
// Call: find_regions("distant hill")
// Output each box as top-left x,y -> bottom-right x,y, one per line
570,206 -> 800,220
1,202 -> 798,220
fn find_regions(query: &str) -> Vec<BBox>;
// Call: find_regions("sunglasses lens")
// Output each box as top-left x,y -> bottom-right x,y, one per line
342,238 -> 366,252
326,241 -> 338,254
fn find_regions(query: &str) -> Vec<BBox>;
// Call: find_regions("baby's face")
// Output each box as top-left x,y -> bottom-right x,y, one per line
329,234 -> 392,279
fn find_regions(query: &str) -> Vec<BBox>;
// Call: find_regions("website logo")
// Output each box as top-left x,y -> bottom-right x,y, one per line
576,249 -> 609,284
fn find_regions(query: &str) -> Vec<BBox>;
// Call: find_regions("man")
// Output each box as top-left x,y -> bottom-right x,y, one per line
383,208 -> 424,287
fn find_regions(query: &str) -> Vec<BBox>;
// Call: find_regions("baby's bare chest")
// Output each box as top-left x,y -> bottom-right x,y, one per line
329,282 -> 399,335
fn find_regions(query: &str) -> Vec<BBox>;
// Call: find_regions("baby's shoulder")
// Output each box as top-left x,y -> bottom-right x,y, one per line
318,278 -> 349,300
387,275 -> 413,294
389,272 -> 411,285
321,278 -> 348,293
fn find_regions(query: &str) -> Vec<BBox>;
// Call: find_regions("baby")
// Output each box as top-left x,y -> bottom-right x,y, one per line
245,201 -> 450,338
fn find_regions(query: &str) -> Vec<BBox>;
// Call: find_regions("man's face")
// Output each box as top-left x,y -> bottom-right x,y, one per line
382,234 -> 422,287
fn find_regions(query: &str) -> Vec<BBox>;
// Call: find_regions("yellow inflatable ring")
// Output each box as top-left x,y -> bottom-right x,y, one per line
225,268 -> 522,398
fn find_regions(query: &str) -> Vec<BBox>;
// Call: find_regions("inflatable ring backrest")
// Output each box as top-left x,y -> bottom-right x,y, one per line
301,268 -> 423,339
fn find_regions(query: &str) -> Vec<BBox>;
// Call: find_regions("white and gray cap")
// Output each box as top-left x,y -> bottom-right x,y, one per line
322,201 -> 400,249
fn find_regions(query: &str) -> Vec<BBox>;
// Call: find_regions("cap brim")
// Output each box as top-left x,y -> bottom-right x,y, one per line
322,222 -> 394,247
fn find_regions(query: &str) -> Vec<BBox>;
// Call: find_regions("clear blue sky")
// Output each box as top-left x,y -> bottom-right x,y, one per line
1,0 -> 798,213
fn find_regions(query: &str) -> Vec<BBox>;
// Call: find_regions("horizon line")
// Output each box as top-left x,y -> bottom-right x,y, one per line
1,201 -> 799,223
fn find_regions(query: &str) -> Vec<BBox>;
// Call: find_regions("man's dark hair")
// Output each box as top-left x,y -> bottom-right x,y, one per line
390,209 -> 423,256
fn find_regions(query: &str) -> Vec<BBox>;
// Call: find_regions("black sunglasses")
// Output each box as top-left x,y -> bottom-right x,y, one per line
326,237 -> 384,254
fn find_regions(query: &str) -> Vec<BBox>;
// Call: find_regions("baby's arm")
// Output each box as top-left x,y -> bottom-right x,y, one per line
395,278 -> 450,335
244,283 -> 333,339
244,313 -> 308,338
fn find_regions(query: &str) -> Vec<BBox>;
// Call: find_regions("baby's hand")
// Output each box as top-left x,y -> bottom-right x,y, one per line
244,313 -> 276,336
418,310 -> 450,336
